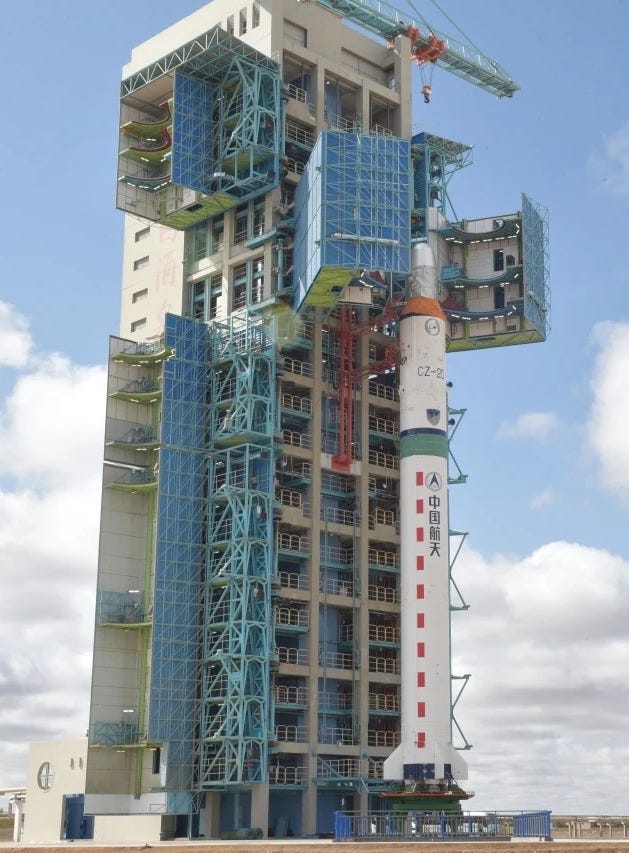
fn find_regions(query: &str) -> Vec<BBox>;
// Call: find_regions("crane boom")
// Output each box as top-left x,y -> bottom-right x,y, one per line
312,0 -> 519,98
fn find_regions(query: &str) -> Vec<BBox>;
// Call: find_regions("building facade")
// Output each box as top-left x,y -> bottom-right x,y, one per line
22,739 -> 92,843
86,0 -> 548,841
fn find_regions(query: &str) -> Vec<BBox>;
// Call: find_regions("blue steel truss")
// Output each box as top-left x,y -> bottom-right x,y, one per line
118,26 -> 282,228
411,133 -> 472,240
199,314 -> 278,788
176,35 -> 281,196
447,403 -> 471,756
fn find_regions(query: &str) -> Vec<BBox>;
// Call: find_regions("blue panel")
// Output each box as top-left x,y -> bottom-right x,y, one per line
173,72 -> 214,193
521,193 -> 550,338
317,791 -> 347,835
166,791 -> 192,815
403,762 -> 435,780
513,811 -> 552,838
219,791 -> 252,835
150,314 -> 208,792
335,811 -> 353,841
294,131 -> 411,312
65,795 -> 92,840
293,146 -> 321,311
321,133 -> 410,266
269,792 -> 302,838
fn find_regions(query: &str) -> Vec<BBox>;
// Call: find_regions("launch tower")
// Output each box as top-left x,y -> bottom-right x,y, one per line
86,0 -> 549,841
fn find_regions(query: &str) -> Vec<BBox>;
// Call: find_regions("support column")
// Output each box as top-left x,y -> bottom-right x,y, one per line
314,60 -> 326,128
302,758 -> 318,836
251,783 -> 269,837
359,86 -> 370,134
10,795 -> 25,843
202,792 -> 221,839
357,789 -> 369,816
393,35 -> 412,138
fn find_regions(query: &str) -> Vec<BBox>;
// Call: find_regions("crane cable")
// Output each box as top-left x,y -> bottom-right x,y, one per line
405,0 -> 483,102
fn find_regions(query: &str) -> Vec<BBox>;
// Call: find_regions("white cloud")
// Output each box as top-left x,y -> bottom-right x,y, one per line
586,321 -> 629,500
590,122 -> 629,195
452,541 -> 629,813
0,323 -> 106,790
0,302 -> 33,369
0,355 -> 105,490
496,411 -> 560,442
530,488 -> 554,509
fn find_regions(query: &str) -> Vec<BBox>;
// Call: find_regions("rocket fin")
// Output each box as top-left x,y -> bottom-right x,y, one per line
445,746 -> 468,781
383,745 -> 404,781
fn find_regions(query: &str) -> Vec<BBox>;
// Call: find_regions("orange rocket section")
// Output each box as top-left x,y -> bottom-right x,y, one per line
400,296 -> 446,321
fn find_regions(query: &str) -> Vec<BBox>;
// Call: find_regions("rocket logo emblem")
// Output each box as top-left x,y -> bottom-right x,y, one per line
424,318 -> 440,335
426,408 -> 440,425
426,472 -> 443,491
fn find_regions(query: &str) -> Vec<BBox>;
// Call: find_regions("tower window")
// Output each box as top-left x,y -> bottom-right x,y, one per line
191,221 -> 209,262
253,200 -> 265,237
284,20 -> 307,47
133,256 -> 149,271
152,747 -> 161,774
493,249 -> 504,272
211,215 -> 224,255
232,263 -> 247,310
252,258 -> 264,304
209,273 -> 222,319
190,274 -> 222,321
191,280 -> 206,320
234,206 -> 248,245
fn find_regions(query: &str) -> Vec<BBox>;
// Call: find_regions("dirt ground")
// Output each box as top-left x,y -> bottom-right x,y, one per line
3,843 -> 629,853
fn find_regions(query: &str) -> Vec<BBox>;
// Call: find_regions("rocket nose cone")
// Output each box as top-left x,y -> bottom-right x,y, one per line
409,241 -> 439,299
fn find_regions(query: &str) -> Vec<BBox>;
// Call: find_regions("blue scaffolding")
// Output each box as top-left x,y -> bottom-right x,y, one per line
521,193 -> 551,338
149,314 -> 208,808
199,314 -> 278,788
117,26 -> 282,228
293,131 -> 411,312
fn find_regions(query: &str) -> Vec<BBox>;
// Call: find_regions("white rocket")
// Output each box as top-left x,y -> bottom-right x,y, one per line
383,242 -> 467,786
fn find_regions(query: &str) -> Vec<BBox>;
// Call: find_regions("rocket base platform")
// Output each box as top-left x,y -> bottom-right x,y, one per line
378,781 -> 474,815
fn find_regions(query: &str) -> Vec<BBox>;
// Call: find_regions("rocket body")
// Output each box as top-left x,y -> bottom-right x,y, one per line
383,243 -> 467,784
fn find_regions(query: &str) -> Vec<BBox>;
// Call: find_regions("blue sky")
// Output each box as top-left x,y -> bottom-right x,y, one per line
1,0 -> 629,817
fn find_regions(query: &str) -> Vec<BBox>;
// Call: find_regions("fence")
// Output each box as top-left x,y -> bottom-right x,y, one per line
334,810 -> 552,841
